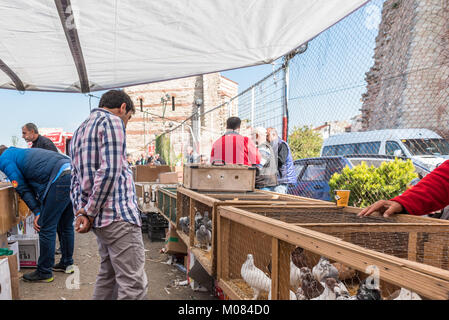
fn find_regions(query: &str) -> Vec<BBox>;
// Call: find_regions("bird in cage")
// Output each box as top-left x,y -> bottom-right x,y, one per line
195,224 -> 211,250
312,278 -> 339,300
241,254 -> 272,300
298,267 -> 324,299
206,219 -> 212,232
290,259 -> 302,292
291,247 -> 313,269
355,277 -> 382,300
194,211 -> 203,231
179,216 -> 190,234
312,257 -> 339,282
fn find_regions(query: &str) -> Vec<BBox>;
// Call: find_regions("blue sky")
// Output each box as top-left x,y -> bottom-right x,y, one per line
0,0 -> 384,147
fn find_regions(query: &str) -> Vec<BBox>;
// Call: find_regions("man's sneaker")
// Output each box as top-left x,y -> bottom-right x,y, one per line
55,247 -> 62,255
53,262 -> 75,274
22,270 -> 54,283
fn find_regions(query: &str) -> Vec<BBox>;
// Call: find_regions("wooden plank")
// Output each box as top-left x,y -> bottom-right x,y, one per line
191,247 -> 213,276
178,230 -> 189,246
189,198 -> 195,247
178,187 -> 219,207
302,224 -> 449,234
219,217 -> 231,280
211,203 -> 218,276
279,240 -> 294,300
0,186 -> 18,234
218,206 -> 449,299
271,238 -> 279,300
218,279 -> 244,300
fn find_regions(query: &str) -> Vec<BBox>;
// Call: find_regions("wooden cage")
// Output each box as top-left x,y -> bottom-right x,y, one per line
175,187 -> 335,276
217,205 -> 449,300
156,187 -> 177,226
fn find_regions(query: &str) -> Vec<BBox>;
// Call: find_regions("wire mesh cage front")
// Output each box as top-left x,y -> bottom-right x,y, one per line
218,206 -> 449,300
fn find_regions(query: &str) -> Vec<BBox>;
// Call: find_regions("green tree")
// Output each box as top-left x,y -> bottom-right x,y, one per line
329,159 -> 418,208
288,126 -> 323,159
11,136 -> 19,147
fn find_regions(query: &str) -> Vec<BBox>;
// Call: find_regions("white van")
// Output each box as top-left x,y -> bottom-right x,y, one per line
320,128 -> 449,171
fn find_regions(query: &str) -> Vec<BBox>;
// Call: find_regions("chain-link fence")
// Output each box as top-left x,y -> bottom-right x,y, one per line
160,0 -> 449,210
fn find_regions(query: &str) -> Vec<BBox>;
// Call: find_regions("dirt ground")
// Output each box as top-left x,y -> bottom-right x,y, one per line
19,230 -> 216,300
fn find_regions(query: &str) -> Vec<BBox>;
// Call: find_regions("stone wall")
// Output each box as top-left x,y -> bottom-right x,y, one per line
361,0 -> 449,138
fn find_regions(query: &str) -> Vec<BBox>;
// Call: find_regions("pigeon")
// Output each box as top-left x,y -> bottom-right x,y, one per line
356,278 -> 382,300
179,216 -> 190,234
194,211 -> 203,231
291,247 -> 313,269
290,259 -> 302,291
202,211 -> 210,226
312,278 -> 338,300
196,225 -> 211,250
206,219 -> 212,232
299,267 -> 324,299
312,257 -> 339,282
390,288 -> 422,300
241,254 -> 272,300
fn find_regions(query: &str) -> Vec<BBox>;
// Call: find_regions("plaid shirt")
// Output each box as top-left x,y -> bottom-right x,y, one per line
70,108 -> 141,228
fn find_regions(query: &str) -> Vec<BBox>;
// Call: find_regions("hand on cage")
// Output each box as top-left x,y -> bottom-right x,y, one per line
358,200 -> 404,218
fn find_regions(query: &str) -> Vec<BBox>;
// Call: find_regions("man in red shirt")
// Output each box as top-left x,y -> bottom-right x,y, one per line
359,160 -> 449,217
210,117 -> 260,166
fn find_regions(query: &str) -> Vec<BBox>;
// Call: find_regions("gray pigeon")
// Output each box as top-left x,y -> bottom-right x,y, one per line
194,211 -> 203,231
196,225 -> 211,249
179,216 -> 190,234
206,219 -> 212,232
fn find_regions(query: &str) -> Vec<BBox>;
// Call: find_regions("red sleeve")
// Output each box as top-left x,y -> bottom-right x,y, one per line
391,160 -> 449,215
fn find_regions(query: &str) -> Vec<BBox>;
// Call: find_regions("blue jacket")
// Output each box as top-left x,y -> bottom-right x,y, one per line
0,147 -> 70,214
271,138 -> 296,184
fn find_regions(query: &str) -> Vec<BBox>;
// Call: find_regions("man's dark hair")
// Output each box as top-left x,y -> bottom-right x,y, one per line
23,123 -> 39,134
99,90 -> 135,114
0,145 -> 7,157
226,117 -> 241,130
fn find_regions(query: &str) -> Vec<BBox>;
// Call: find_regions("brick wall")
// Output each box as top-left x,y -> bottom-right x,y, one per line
124,73 -> 238,162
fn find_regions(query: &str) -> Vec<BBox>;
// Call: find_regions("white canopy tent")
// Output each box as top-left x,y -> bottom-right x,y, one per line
0,0 -> 368,93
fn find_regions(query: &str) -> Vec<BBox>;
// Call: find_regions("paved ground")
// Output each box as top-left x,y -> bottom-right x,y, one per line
19,230 -> 216,300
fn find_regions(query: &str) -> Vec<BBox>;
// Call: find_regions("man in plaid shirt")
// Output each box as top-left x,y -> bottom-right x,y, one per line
70,90 -> 148,300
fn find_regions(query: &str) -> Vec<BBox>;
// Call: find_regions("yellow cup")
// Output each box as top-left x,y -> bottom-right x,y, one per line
335,190 -> 350,207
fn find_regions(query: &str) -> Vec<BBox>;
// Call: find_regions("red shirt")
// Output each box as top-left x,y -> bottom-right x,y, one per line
391,160 -> 449,215
210,132 -> 261,166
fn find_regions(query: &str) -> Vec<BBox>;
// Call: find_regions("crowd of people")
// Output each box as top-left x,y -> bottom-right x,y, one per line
1,88 -> 447,301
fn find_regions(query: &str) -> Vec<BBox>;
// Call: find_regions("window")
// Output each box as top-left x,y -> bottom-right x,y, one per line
301,164 -> 327,181
403,139 -> 449,156
322,142 -> 380,156
294,163 -> 305,178
385,141 -> 404,156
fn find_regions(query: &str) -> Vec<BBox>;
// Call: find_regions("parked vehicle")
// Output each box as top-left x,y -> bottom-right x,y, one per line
321,128 -> 449,171
287,155 -> 430,201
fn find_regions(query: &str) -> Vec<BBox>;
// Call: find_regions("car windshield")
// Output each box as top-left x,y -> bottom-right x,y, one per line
403,139 -> 449,156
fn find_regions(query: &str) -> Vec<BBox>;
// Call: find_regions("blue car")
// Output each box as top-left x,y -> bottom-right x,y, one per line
287,155 -> 430,201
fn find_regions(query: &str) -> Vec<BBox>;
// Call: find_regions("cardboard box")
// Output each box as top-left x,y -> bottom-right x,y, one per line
24,214 -> 37,235
9,234 -> 40,268
0,257 -> 12,300
0,254 -> 19,300
132,165 -> 172,182
8,241 -> 19,271
165,226 -> 187,255
0,185 -> 18,234
159,172 -> 179,184
0,233 -> 7,248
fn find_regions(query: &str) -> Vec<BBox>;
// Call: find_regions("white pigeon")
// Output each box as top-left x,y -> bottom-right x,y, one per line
290,259 -> 302,291
312,278 -> 338,300
241,254 -> 272,300
312,257 -> 339,282
393,288 -> 422,300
